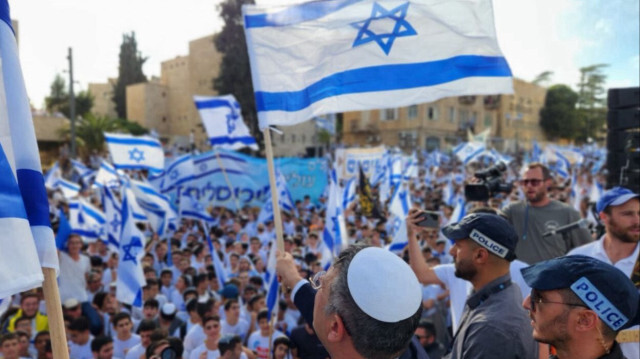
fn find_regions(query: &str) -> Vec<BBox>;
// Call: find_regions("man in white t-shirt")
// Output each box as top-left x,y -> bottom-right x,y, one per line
567,187 -> 640,359
124,319 -> 157,359
58,235 -> 91,303
111,313 -> 140,358
221,299 -> 250,342
247,310 -> 286,359
68,317 -> 93,359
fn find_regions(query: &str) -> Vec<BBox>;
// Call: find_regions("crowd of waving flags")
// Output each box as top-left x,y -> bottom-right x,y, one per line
0,0 -> 611,306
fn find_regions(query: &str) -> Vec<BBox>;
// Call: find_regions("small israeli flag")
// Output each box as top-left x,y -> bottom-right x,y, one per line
68,199 -> 106,241
56,178 -> 81,199
194,95 -> 258,150
105,132 -> 164,171
117,193 -> 147,307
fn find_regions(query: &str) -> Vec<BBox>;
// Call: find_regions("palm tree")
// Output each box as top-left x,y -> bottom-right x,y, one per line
57,114 -> 126,157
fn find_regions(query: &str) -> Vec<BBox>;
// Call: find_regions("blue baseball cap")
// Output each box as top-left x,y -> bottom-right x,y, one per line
219,284 -> 239,299
521,255 -> 639,331
596,187 -> 639,213
441,213 -> 518,261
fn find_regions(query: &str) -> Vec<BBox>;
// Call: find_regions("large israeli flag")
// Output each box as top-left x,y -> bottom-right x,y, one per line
243,0 -> 512,129
105,132 -> 164,171
1,1 -> 57,298
194,95 -> 258,150
117,193 -> 147,307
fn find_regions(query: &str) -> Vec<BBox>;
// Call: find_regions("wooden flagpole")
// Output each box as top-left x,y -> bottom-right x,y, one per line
262,128 -> 285,252
42,268 -> 70,359
213,149 -> 243,211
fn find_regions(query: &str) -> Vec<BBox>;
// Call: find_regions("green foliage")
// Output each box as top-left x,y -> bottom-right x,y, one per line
114,118 -> 148,136
576,64 -> 608,142
213,0 -> 262,150
113,32 -> 147,119
539,85 -> 580,140
45,74 -> 94,118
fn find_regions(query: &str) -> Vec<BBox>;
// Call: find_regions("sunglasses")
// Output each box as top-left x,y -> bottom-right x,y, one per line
520,179 -> 544,187
529,290 -> 587,312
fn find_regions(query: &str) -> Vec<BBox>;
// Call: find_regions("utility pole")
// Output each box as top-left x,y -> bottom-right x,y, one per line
67,47 -> 76,158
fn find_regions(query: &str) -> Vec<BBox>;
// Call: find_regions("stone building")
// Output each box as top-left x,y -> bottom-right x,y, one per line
342,78 -> 547,152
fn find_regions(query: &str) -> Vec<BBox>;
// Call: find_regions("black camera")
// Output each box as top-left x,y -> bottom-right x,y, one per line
464,162 -> 513,201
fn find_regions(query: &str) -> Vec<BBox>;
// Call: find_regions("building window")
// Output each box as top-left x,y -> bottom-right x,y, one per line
484,113 -> 492,127
407,105 -> 418,119
301,134 -> 306,143
380,108 -> 398,121
427,106 -> 438,121
426,136 -> 440,151
449,107 -> 456,122
291,134 -> 296,143
459,109 -> 469,124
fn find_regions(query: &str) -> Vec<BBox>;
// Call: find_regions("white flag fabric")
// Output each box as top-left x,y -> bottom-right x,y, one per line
130,180 -> 178,237
243,0 -> 513,129
0,2 -> 57,298
179,190 -> 215,223
159,154 -> 195,194
57,178 -> 81,199
453,141 -> 485,164
257,170 -> 296,223
68,199 -> 106,241
94,160 -> 121,188
102,186 -> 122,252
117,193 -> 147,307
44,162 -> 61,189
105,132 -> 164,171
194,95 -> 258,150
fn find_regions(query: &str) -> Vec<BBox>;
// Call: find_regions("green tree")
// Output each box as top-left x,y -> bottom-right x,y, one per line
577,64 -> 608,142
213,0 -> 262,150
45,74 -> 94,118
113,32 -> 147,119
532,71 -> 554,86
539,84 -> 580,140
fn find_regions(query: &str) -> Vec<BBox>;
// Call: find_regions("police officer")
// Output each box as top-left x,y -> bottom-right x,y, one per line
522,255 -> 639,359
412,212 -> 537,359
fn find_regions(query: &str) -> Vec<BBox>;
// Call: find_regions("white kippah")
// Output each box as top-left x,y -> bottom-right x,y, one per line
347,247 -> 422,322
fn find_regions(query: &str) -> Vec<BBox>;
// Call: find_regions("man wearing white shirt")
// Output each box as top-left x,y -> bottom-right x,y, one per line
221,300 -> 250,342
247,310 -> 286,359
124,320 -> 157,359
111,313 -> 140,359
567,187 -> 639,359
68,317 -> 94,359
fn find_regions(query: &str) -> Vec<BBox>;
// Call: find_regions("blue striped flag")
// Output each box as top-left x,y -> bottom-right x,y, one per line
243,0 -> 512,129
117,193 -> 147,307
105,132 -> 164,171
194,95 -> 258,150
94,160 -> 121,188
0,0 -> 57,298
130,179 -> 177,237
103,186 -> 122,251
68,199 -> 106,240
57,177 -> 81,199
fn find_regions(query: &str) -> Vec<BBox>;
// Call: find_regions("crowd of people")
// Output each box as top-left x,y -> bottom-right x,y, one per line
0,146 -> 638,359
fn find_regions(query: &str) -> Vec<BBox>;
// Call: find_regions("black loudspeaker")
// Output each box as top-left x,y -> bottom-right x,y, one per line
606,87 -> 639,192
607,108 -> 640,130
608,87 -> 640,109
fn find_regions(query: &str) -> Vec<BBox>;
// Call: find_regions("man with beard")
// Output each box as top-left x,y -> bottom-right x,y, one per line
521,255 -> 639,359
568,187 -> 639,358
502,163 -> 592,264
407,211 -> 536,358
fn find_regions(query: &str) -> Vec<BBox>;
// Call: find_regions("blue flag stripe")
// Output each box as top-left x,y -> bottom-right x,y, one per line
0,146 -> 27,219
194,99 -> 237,110
17,169 -> 50,225
209,137 -> 258,146
255,55 -> 511,112
104,136 -> 162,148
244,0 -> 363,28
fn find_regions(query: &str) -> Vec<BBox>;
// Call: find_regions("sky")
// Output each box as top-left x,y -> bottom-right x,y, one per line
9,0 -> 640,110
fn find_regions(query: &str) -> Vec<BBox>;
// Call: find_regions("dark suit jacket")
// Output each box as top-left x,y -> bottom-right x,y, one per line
292,282 -> 429,359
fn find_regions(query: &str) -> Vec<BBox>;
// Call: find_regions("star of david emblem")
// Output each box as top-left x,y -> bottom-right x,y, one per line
110,215 -> 120,232
122,236 -> 143,264
170,170 -> 179,180
351,2 -> 417,55
226,112 -> 238,134
129,148 -> 145,163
